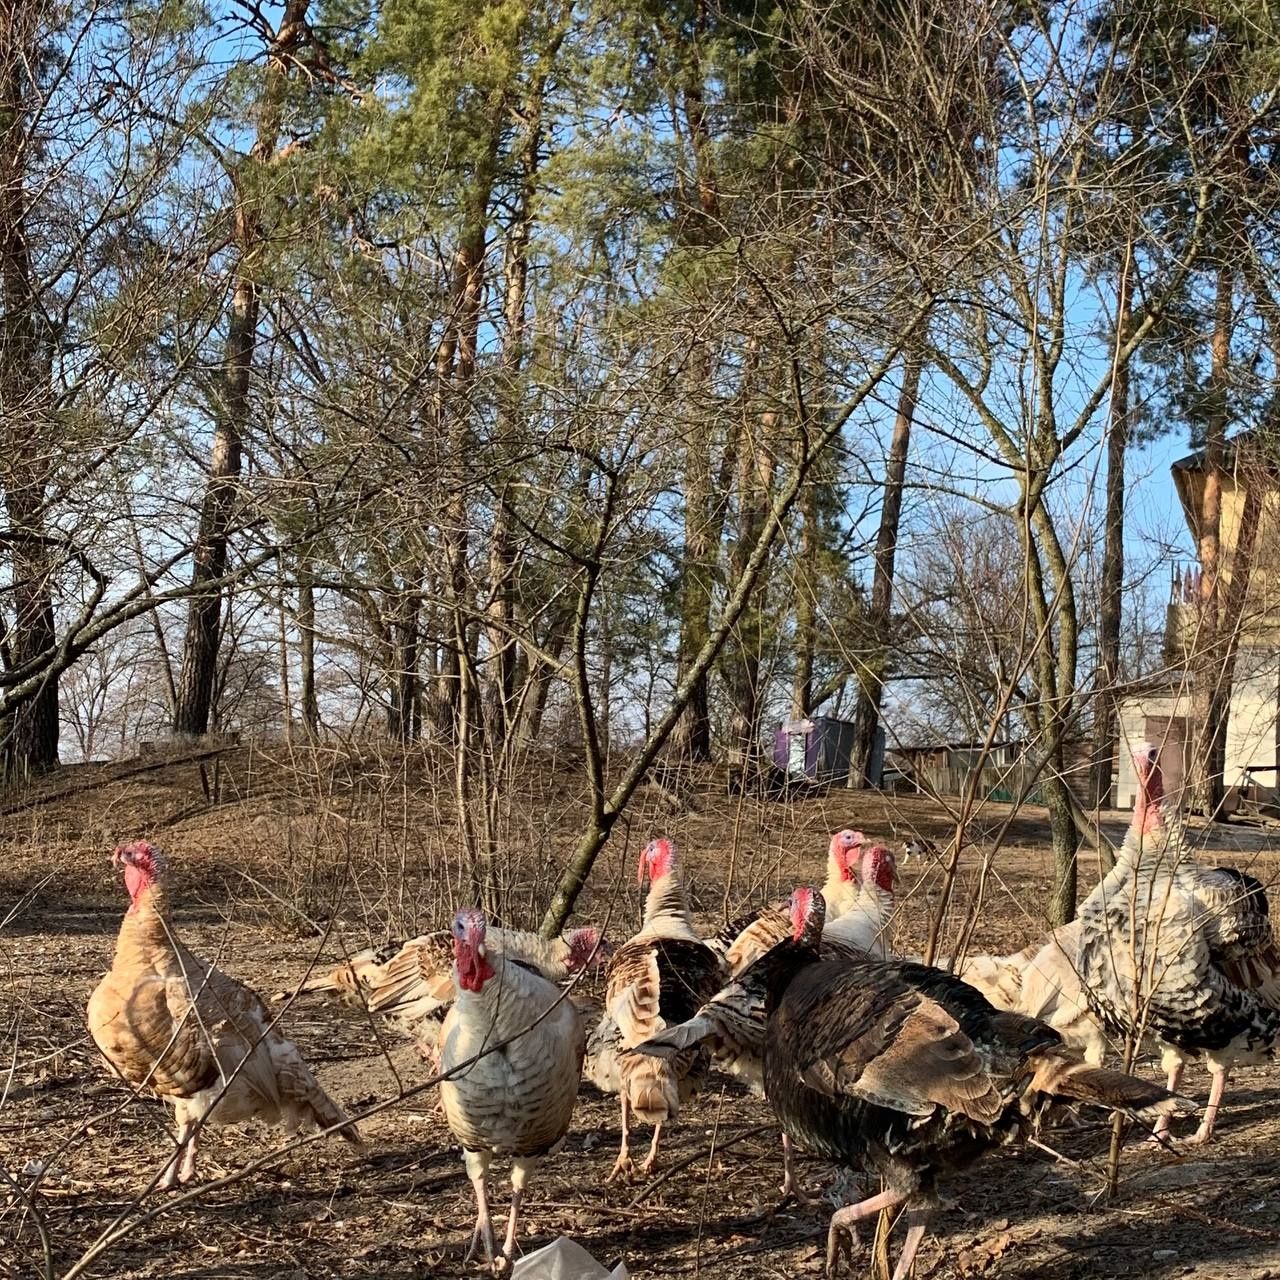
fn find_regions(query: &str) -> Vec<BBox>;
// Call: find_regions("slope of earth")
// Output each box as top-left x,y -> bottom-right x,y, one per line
2,743 -> 1279,1278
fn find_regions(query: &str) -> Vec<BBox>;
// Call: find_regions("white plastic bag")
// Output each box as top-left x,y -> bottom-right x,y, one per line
510,1237 -> 628,1280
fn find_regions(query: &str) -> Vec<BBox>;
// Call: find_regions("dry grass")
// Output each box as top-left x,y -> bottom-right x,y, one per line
2,744 -> 1280,1278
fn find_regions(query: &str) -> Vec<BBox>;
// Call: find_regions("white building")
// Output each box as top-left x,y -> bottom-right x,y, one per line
1114,438 -> 1280,811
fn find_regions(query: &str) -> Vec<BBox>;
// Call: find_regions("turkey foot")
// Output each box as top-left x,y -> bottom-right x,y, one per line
1177,1065 -> 1225,1147
824,1188 -> 906,1277
779,1172 -> 817,1208
637,1123 -> 663,1176
608,1096 -> 635,1181
1147,1057 -> 1186,1144
157,1124 -> 198,1191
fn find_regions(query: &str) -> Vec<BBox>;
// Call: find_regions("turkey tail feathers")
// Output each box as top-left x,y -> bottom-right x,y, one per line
624,1058 -> 680,1123
1028,1048 -> 1196,1119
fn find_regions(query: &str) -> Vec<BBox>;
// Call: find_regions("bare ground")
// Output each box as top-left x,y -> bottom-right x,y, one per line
3,745 -> 1280,1279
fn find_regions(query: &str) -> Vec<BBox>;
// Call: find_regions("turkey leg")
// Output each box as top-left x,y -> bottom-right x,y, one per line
607,1094 -> 634,1182
891,1207 -> 931,1280
639,1121 -> 663,1176
158,1116 -> 197,1191
825,1187 -> 907,1277
499,1155 -> 539,1267
1149,1054 -> 1184,1143
780,1132 -> 815,1205
1184,1063 -> 1228,1146
463,1149 -> 497,1266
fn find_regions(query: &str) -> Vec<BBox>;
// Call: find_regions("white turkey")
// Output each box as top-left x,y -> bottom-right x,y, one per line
706,829 -> 867,974
823,843 -> 898,957
1077,741 -> 1280,1143
438,908 -> 585,1271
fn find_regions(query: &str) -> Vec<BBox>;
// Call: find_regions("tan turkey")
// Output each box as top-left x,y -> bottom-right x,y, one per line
604,836 -> 723,1180
87,841 -> 361,1190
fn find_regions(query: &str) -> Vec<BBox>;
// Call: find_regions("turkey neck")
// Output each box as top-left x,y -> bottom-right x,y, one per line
855,881 -> 895,922
114,880 -> 174,965
1087,779 -> 1188,917
454,953 -> 543,1019
820,860 -> 854,914
640,869 -> 699,941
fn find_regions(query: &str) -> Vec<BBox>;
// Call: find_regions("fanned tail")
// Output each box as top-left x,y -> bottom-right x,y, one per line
284,942 -> 405,1005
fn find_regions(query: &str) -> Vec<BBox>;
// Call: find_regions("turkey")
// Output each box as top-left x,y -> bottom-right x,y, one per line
631,845 -> 900,1092
957,922 -> 1108,1066
87,841 -> 361,1190
823,844 -> 898,958
626,846 -> 898,1200
604,836 -> 723,1180
587,830 -> 867,1093
291,925 -> 608,1060
707,829 -> 867,974
757,886 -> 1189,1277
439,908 -> 585,1272
1078,741 -> 1280,1143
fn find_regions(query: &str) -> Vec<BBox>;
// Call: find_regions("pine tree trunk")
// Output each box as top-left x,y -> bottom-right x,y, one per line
791,472 -> 817,721
671,423 -> 715,763
485,46 -> 554,749
298,564 -> 319,737
172,1 -> 307,738
849,350 -> 922,787
386,591 -> 421,742
172,337 -> 245,736
0,8 -> 58,777
7,487 -> 58,775
726,421 -> 776,765
432,133 -> 500,742
1091,263 -> 1133,817
668,65 -> 722,766
518,616 -> 569,746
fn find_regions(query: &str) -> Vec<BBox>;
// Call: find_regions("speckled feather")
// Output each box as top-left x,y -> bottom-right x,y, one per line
438,952 -> 585,1158
1077,758 -> 1280,1061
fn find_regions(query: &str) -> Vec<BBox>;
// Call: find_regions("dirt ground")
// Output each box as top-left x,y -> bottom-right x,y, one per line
3,745 -> 1280,1279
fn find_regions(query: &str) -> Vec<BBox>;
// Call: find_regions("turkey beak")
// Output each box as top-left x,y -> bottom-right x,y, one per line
637,847 -> 648,887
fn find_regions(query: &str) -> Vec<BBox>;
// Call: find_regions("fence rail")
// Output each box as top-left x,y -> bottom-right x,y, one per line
895,763 -> 1088,807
